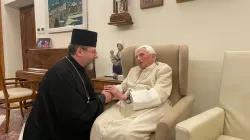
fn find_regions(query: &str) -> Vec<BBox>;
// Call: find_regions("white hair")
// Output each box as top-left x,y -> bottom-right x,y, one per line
135,45 -> 156,54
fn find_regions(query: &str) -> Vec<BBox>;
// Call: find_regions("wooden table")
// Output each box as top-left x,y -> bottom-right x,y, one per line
16,68 -> 47,82
91,77 -> 122,93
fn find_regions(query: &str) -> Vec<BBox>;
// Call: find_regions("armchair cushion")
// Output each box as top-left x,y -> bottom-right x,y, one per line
0,88 -> 33,99
176,107 -> 224,140
217,135 -> 243,140
219,52 -> 250,139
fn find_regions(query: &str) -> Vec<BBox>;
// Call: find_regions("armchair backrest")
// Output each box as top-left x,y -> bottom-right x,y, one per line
120,45 -> 189,105
0,65 -> 9,100
219,51 -> 250,139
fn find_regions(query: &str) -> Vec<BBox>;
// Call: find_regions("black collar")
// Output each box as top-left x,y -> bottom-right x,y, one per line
67,55 -> 86,72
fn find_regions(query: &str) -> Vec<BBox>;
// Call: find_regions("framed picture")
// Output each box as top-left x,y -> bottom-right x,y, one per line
36,38 -> 51,48
45,0 -> 88,33
140,0 -> 163,9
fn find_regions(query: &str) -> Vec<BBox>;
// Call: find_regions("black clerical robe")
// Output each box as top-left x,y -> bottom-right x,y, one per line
23,55 -> 105,140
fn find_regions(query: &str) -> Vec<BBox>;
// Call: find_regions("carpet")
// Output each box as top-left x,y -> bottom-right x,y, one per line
0,108 -> 29,140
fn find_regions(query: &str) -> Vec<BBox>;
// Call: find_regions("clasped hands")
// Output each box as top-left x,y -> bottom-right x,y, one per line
101,85 -> 127,103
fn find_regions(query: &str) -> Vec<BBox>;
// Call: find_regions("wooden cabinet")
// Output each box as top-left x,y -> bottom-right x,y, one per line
91,77 -> 122,93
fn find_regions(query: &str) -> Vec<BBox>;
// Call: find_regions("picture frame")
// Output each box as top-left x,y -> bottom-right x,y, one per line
176,0 -> 194,3
140,0 -> 163,9
36,38 -> 51,48
45,0 -> 88,34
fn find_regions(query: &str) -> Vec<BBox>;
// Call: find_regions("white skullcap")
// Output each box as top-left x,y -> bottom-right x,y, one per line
135,45 -> 156,54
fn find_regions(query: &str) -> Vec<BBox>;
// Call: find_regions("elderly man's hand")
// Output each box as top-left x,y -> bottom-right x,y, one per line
101,90 -> 113,103
104,85 -> 127,101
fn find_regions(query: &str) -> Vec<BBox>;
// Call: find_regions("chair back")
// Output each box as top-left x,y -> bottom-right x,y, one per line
120,45 -> 189,105
0,65 -> 9,100
219,51 -> 250,139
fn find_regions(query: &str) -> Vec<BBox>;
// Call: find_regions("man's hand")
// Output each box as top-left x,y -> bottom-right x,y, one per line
101,90 -> 113,103
104,85 -> 127,101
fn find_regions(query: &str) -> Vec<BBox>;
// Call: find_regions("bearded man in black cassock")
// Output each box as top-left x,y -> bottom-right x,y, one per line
22,29 -> 113,140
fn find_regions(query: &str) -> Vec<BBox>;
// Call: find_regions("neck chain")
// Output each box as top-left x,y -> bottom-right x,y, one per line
65,56 -> 90,104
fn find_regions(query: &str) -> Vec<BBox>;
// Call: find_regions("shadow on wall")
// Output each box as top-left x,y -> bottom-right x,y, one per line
188,59 -> 223,116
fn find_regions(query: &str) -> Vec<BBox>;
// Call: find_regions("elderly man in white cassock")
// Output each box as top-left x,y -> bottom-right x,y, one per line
90,45 -> 173,140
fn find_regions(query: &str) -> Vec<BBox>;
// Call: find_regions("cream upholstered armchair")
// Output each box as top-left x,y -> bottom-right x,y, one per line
112,44 -> 194,140
176,51 -> 250,140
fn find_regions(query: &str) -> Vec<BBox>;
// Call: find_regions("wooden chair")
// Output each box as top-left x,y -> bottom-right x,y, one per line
0,65 -> 37,133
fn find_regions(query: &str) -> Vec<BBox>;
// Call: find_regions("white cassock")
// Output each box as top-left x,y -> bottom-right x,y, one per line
90,62 -> 172,140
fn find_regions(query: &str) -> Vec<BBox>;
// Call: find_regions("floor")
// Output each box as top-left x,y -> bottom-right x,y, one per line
0,107 -> 28,140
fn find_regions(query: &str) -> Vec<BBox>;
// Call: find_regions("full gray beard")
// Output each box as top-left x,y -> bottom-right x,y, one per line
85,62 -> 94,70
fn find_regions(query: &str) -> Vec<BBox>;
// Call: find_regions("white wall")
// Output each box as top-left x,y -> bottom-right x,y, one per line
1,0 -> 23,77
3,0 -> 250,115
1,0 -> 34,77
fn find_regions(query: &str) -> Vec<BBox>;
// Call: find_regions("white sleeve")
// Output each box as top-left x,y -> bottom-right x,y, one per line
131,88 -> 161,111
115,75 -> 128,93
131,65 -> 172,111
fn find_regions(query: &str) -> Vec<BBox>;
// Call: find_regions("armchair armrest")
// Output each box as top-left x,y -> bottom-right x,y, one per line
176,107 -> 225,140
4,78 -> 23,81
5,80 -> 37,85
155,95 -> 194,140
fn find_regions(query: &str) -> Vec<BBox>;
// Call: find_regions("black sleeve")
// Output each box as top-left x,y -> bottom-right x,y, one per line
47,71 -> 105,132
95,94 -> 106,105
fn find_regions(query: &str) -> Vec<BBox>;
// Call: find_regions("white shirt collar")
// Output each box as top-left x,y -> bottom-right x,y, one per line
141,62 -> 156,72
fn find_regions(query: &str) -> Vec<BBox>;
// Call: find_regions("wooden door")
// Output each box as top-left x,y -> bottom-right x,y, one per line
20,5 -> 36,70
0,1 -> 4,90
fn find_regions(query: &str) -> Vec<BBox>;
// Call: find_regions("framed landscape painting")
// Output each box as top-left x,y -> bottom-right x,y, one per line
46,0 -> 87,33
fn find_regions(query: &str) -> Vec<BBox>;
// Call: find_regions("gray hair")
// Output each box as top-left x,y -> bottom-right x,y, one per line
68,44 -> 88,55
135,45 -> 156,55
